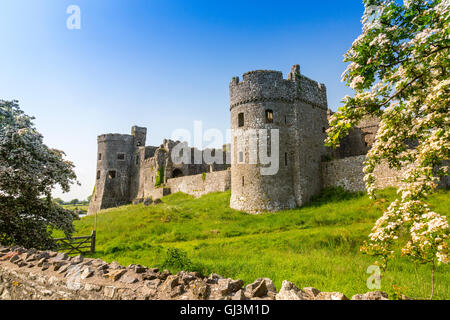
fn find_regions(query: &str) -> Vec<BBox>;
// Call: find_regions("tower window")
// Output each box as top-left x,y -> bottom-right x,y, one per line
285,116 -> 287,124
238,113 -> 244,127
98,153 -> 102,160
117,153 -> 125,160
238,151 -> 244,163
322,127 -> 326,133
285,152 -> 288,166
136,155 -> 139,165
108,170 -> 116,179
242,176 -> 245,186
96,171 -> 101,180
265,110 -> 273,123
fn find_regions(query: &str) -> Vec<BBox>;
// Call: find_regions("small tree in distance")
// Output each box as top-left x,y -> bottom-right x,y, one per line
326,0 -> 449,299
0,100 -> 78,249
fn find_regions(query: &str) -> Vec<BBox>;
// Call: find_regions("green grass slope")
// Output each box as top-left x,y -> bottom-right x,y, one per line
63,188 -> 450,299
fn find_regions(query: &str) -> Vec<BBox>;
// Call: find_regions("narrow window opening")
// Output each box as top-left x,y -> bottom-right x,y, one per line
285,152 -> 288,166
136,155 -> 139,165
284,115 -> 287,124
238,113 -> 244,127
117,153 -> 125,160
108,170 -> 116,179
242,176 -> 245,187
238,151 -> 244,163
265,110 -> 273,123
98,153 -> 102,161
96,171 -> 101,180
322,127 -> 326,133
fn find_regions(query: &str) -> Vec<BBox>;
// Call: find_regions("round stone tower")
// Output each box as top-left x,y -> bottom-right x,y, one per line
229,70 -> 299,213
88,133 -> 136,215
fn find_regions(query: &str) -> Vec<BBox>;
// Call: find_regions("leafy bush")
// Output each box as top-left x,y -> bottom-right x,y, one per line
162,248 -> 193,270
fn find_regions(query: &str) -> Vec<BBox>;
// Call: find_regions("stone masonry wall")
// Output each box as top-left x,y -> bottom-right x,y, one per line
0,246 -> 392,300
321,155 -> 366,192
166,170 -> 231,198
322,155 -> 449,192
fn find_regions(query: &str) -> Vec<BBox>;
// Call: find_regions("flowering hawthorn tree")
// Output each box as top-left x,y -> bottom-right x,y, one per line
325,0 -> 449,298
0,100 -> 78,249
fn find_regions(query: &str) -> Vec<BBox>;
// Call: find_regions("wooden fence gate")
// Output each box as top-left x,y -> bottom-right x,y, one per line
54,230 -> 96,255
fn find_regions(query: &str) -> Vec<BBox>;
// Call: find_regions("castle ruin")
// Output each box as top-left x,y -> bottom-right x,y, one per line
87,64 -> 406,215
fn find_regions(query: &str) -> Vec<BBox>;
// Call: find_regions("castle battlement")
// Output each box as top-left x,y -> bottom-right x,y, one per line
97,133 -> 134,143
230,69 -> 297,110
230,66 -> 327,111
297,75 -> 328,110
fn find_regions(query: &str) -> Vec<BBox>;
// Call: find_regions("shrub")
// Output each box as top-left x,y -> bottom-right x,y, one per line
155,166 -> 164,187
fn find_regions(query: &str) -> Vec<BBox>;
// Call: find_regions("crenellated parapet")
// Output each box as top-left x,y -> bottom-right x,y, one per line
230,67 -> 327,111
297,75 -> 328,110
230,70 -> 298,110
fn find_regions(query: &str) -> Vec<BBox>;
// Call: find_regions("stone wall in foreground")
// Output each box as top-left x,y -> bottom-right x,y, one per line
166,170 -> 231,198
0,246 -> 392,300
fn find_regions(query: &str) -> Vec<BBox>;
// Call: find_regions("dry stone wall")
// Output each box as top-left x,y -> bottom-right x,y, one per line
0,246 -> 392,300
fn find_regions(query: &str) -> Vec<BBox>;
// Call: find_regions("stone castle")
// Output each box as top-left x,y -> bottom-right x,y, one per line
87,64 -> 395,215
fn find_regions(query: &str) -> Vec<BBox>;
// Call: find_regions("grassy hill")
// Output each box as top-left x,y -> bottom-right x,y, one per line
62,188 -> 450,299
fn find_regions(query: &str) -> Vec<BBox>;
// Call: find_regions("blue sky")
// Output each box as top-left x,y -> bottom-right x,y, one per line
0,0 -> 365,201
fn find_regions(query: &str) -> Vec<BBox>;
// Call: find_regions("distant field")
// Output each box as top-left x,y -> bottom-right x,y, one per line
58,188 -> 450,299
62,204 -> 88,216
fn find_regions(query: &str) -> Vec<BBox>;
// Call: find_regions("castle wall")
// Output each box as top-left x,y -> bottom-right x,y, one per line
330,114 -> 380,159
294,100 -> 329,205
321,155 -> 449,192
321,155 -> 366,192
166,170 -> 231,198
